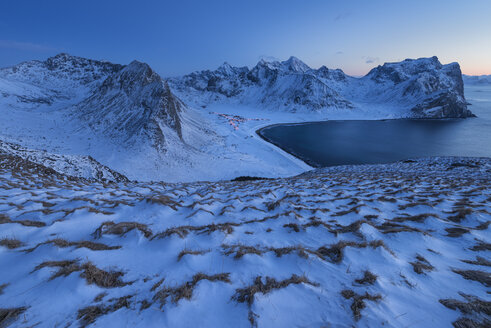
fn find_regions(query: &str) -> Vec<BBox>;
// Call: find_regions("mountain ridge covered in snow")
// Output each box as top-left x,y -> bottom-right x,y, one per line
0,53 -> 479,182
171,55 -> 474,118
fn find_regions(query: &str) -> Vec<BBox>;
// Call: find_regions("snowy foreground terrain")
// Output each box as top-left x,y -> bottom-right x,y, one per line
0,155 -> 490,327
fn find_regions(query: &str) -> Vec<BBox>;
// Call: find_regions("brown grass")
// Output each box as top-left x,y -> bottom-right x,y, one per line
177,249 -> 210,261
92,221 -> 152,239
451,318 -> 491,328
0,283 -> 8,295
452,269 -> 491,287
315,240 -> 388,263
32,260 -> 130,288
78,295 -> 133,327
461,257 -> 491,267
153,273 -> 231,307
0,215 -> 46,227
0,238 -> 24,249
446,208 -> 474,223
440,293 -> 491,328
24,238 -> 121,253
232,274 -> 318,326
375,222 -> 427,235
354,270 -> 378,285
341,289 -> 382,321
410,255 -> 435,274
222,244 -> 264,259
391,213 -> 439,223
446,227 -> 470,238
150,278 -> 165,292
145,195 -> 179,210
283,223 -> 300,232
470,241 -> 491,252
0,307 -> 28,327
440,293 -> 490,315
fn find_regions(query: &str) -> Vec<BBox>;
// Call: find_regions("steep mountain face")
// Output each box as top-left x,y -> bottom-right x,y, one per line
363,57 -> 473,118
171,56 -> 473,118
74,61 -> 183,151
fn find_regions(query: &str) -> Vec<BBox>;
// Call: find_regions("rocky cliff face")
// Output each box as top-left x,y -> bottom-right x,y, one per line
171,56 -> 473,118
75,60 -> 183,151
365,57 -> 473,118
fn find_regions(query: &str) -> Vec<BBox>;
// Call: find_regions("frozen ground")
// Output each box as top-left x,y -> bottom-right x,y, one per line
0,155 -> 489,327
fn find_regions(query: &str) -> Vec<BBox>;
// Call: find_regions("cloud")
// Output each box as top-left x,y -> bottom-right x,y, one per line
334,12 -> 351,21
335,51 -> 344,55
363,56 -> 380,64
257,55 -> 280,63
0,40 -> 57,52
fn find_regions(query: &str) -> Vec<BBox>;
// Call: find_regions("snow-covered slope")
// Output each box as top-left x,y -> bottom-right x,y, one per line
0,157 -> 489,327
0,140 -> 128,182
463,74 -> 491,85
170,56 -> 474,118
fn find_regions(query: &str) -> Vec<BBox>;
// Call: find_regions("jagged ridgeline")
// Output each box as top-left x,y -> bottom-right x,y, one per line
0,53 -> 185,151
170,56 -> 474,118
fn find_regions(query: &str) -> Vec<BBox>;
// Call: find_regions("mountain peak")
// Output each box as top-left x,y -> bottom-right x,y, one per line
281,56 -> 310,72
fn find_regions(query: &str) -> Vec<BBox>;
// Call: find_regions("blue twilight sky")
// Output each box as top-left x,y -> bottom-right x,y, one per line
1,0 -> 490,77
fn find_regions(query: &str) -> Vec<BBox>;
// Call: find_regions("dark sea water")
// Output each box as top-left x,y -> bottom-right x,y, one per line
258,86 -> 491,167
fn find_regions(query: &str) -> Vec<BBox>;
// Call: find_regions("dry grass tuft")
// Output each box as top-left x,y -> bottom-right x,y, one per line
0,238 -> 24,249
265,200 -> 281,211
410,255 -> 435,274
451,317 -> 491,328
0,215 -> 46,227
283,223 -> 300,232
270,246 -> 309,259
153,273 -> 231,307
92,221 -> 152,239
461,257 -> 491,267
177,249 -> 210,261
446,227 -> 470,238
24,238 -> 121,253
32,260 -> 130,288
232,274 -> 318,327
354,270 -> 378,285
375,222 -> 427,235
341,289 -> 382,321
452,269 -> 491,287
0,307 -> 28,327
440,293 -> 491,328
316,240 -> 388,263
440,293 -> 490,315
145,195 -> 180,210
78,295 -> 133,327
470,241 -> 491,252
222,244 -> 264,259
0,283 -> 9,295
391,213 -> 439,223
150,278 -> 165,292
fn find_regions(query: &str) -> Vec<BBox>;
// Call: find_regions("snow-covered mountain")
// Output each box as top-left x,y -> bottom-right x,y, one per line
0,53 -> 480,182
74,60 -> 184,151
463,74 -> 491,85
0,140 -> 128,182
171,56 -> 474,118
